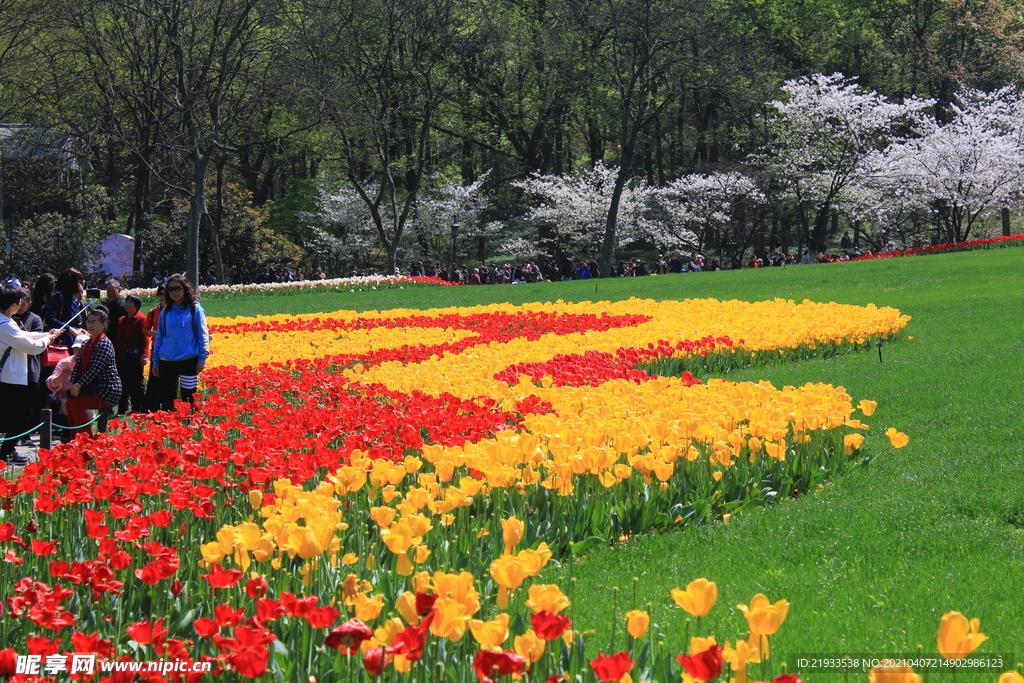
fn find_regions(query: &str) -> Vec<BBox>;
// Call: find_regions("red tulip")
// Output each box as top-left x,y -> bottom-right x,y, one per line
325,619 -> 374,654
591,651 -> 635,682
363,646 -> 387,677
245,577 -> 268,599
531,611 -> 572,641
472,649 -> 526,682
677,644 -> 724,681
201,564 -> 243,588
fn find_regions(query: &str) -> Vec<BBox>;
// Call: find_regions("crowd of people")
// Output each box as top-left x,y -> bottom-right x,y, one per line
0,269 -> 209,466
407,252 -> 729,283
405,246 -> 873,282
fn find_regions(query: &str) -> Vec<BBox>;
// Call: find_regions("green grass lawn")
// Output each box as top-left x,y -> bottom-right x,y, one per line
205,249 -> 1024,676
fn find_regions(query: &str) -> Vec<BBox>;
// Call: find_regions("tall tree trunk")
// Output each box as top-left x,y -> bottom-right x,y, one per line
187,120 -> 206,287
600,149 -> 634,277
211,161 -> 226,284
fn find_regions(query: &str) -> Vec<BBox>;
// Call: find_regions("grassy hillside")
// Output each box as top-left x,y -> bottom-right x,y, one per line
205,249 -> 1024,672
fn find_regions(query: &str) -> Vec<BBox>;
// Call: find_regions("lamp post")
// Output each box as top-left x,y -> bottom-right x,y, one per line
450,221 -> 460,282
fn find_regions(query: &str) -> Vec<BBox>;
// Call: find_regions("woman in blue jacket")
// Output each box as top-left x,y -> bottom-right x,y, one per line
151,274 -> 209,411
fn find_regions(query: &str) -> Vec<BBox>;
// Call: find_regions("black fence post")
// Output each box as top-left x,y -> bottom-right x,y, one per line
40,408 -> 52,450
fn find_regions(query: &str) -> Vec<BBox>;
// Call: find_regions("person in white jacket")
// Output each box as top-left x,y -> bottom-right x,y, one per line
1,285 -> 60,465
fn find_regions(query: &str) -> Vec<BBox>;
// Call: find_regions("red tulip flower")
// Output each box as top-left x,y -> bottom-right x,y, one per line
363,647 -> 387,677
591,651 -> 635,682
325,619 -> 373,655
531,611 -> 572,641
677,644 -> 724,681
472,649 -> 526,683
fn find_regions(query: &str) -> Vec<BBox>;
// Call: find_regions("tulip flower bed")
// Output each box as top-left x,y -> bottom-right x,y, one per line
848,233 -> 1024,261
0,297 -> 925,682
126,275 -> 455,300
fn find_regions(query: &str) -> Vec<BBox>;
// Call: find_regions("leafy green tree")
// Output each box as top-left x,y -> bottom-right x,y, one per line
289,0 -> 467,275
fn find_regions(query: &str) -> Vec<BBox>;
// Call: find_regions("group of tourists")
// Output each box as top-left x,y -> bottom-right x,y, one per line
0,270 -> 209,466
410,253 -> 724,283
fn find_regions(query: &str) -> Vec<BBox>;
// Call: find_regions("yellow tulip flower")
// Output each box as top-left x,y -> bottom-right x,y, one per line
514,630 -> 547,663
430,597 -> 472,642
937,611 -> 987,660
886,427 -> 909,448
395,591 -> 418,625
470,613 -> 510,649
624,610 -> 650,639
351,593 -> 386,622
671,579 -> 717,617
689,636 -> 717,655
843,433 -> 865,454
736,594 -> 789,636
524,584 -> 571,614
998,672 -> 1024,683
501,516 -> 525,552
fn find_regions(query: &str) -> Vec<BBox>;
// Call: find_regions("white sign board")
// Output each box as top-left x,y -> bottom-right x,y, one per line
97,233 -> 135,277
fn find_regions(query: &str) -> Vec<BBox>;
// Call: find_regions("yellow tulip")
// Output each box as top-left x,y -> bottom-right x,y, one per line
624,610 -> 650,638
517,543 -> 552,576
524,584 -> 571,614
469,613 -> 510,649
843,433 -> 865,454
671,579 -> 717,617
430,597 -> 472,642
859,400 -> 878,416
351,593 -> 386,622
490,556 -> 528,590
723,638 -> 760,678
501,516 -> 525,552
886,427 -> 909,448
395,591 -> 418,625
200,540 -> 229,564
998,672 -> 1024,683
937,611 -> 988,660
285,527 -> 325,559
369,506 -> 397,528
514,630 -> 546,663
868,663 -> 922,683
690,636 -> 717,655
736,594 -> 789,636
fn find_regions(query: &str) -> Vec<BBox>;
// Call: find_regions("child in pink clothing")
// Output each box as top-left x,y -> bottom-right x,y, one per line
46,335 -> 88,415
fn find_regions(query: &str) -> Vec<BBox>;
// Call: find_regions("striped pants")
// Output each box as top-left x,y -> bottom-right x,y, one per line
157,357 -> 200,411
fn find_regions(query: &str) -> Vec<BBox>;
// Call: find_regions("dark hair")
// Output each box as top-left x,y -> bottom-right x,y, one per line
88,308 -> 109,324
32,273 -> 56,309
55,268 -> 85,298
165,274 -> 197,306
0,284 -> 23,309
125,294 -> 142,309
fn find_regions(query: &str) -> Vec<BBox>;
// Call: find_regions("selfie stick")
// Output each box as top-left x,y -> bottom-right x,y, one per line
53,302 -> 94,335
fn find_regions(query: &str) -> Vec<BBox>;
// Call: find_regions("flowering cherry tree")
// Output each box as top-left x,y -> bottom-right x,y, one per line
874,86 -> 1024,243
514,162 -> 655,256
411,172 -> 498,264
757,73 -> 933,252
300,183 -> 390,270
303,174 -> 495,270
652,172 -> 763,253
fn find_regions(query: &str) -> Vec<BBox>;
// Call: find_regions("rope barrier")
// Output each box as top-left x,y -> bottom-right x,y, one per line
52,410 -> 106,431
0,422 -> 45,442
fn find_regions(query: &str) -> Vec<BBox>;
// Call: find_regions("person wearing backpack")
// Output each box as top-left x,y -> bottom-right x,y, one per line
151,274 -> 209,411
